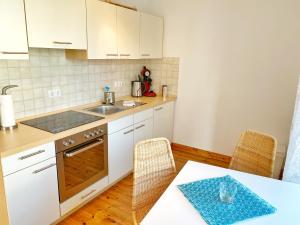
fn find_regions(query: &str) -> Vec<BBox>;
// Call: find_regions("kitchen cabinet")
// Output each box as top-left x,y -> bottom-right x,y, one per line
134,118 -> 153,145
108,125 -> 134,184
153,101 -> 174,141
0,0 -> 28,59
140,12 -> 163,59
24,0 -> 87,49
85,0 -> 118,59
117,7 -> 140,59
4,157 -> 60,225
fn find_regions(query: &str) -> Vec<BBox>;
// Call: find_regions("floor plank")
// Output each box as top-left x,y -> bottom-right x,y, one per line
59,149 -> 229,225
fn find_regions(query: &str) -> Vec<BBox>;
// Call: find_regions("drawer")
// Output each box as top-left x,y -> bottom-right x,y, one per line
1,142 -> 56,176
60,176 -> 108,216
134,108 -> 153,124
108,115 -> 134,134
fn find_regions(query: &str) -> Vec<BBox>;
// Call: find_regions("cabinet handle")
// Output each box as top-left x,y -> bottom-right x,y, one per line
155,107 -> 163,111
81,189 -> 97,200
120,54 -> 130,57
19,150 -> 45,160
135,124 -> 145,130
123,129 -> 134,135
106,53 -> 118,56
141,53 -> 150,57
1,51 -> 28,55
32,163 -> 56,174
53,41 -> 72,45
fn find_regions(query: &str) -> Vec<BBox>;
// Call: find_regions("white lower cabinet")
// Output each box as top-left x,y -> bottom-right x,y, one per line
108,125 -> 134,184
4,157 -> 60,225
153,101 -> 175,141
134,117 -> 153,146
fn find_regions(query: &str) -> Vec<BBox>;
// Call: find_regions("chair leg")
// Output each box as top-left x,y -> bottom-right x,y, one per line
132,211 -> 139,225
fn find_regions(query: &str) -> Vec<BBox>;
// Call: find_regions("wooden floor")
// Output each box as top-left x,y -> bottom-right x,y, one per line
59,148 -> 230,225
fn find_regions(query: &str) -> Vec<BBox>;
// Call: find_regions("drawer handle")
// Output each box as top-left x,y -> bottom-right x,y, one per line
123,129 -> 134,135
155,107 -> 163,111
81,189 -> 97,200
1,51 -> 28,55
141,53 -> 150,57
135,124 -> 145,130
53,41 -> 72,45
19,150 -> 46,160
120,54 -> 130,56
32,163 -> 56,174
106,53 -> 118,56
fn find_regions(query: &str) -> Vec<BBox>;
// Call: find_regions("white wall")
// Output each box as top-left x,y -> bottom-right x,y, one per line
135,0 -> 300,156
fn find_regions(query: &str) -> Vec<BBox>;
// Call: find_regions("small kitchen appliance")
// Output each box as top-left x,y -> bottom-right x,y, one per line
141,66 -> 156,97
131,81 -> 144,97
0,85 -> 18,131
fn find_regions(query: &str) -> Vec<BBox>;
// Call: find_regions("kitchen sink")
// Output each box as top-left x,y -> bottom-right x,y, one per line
86,100 -> 146,115
88,105 -> 123,115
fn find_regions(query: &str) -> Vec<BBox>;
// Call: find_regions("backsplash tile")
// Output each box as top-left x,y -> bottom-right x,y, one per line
0,49 -> 179,119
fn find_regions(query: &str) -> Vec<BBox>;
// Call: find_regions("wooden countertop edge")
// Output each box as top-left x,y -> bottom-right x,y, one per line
0,96 -> 177,158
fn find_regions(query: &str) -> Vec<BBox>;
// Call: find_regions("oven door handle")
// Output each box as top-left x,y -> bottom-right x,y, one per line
64,139 -> 104,158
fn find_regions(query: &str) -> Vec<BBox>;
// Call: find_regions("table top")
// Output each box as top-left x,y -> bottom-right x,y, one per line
141,161 -> 300,225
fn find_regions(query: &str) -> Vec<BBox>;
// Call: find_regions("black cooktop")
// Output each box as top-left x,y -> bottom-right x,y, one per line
21,111 -> 104,134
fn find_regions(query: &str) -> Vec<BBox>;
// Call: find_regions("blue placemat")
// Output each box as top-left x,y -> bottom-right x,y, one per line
178,175 -> 276,225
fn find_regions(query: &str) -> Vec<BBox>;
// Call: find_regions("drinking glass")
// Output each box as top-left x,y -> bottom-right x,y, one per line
219,181 -> 238,203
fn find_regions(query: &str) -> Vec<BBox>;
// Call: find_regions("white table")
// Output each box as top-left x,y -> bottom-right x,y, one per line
141,161 -> 300,225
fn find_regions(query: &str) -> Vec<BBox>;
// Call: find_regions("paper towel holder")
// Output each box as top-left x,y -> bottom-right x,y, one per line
0,85 -> 18,131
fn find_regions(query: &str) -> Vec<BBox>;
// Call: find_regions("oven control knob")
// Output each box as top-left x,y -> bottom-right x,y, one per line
84,133 -> 90,139
95,130 -> 100,135
89,132 -> 95,137
68,139 -> 75,145
62,141 -> 69,147
98,128 -> 104,133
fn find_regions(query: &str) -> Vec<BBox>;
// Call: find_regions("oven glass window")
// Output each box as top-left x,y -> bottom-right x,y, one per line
63,140 -> 105,191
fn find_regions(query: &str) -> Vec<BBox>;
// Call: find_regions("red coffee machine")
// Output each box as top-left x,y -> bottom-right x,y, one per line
141,66 -> 156,97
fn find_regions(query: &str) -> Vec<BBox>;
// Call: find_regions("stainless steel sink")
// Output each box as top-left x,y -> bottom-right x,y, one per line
86,100 -> 146,115
87,105 -> 123,115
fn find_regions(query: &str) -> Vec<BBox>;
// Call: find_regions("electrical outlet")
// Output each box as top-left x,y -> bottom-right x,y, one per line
48,88 -> 61,98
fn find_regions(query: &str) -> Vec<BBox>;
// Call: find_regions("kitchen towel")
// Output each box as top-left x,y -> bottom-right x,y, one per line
177,175 -> 276,225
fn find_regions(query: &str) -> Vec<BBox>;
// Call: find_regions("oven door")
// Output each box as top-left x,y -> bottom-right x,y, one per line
57,135 -> 108,202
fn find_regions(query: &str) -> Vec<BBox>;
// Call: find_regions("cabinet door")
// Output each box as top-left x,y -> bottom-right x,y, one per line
108,126 -> 134,184
25,0 -> 87,49
4,157 -> 60,225
153,102 -> 174,141
134,118 -> 153,146
86,0 -> 118,59
117,7 -> 140,59
0,0 -> 28,59
140,13 -> 163,59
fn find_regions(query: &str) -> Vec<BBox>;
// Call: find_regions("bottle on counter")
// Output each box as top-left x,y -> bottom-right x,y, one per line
162,85 -> 168,100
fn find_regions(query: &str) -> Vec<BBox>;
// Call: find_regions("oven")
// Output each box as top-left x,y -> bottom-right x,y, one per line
55,124 -> 108,202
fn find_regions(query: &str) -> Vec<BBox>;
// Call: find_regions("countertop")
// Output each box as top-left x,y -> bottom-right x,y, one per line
0,96 -> 176,158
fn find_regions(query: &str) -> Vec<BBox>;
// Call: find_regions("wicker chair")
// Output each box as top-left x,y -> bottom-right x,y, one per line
229,130 -> 277,178
132,138 -> 176,225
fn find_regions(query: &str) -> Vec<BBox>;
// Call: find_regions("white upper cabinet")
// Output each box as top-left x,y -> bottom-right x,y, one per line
117,7 -> 140,59
0,0 -> 28,59
140,12 -> 163,59
24,0 -> 87,50
86,0 -> 118,59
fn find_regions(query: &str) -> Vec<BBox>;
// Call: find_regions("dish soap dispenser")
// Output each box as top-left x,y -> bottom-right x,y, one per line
0,85 -> 18,131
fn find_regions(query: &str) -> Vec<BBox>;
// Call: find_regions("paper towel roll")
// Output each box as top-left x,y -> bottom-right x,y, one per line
0,95 -> 16,128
